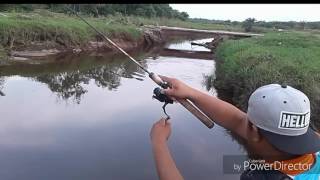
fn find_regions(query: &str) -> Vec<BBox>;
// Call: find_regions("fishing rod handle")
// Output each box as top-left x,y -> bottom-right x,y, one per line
149,73 -> 164,86
177,98 -> 214,129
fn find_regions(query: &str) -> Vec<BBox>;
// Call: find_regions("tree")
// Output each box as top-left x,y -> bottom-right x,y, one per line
0,4 -> 190,21
0,4 -> 34,12
299,21 -> 306,30
135,8 -> 146,16
179,12 -> 189,21
144,5 -> 156,18
98,4 -> 115,16
48,4 -> 66,13
242,18 -> 256,32
88,4 -> 100,17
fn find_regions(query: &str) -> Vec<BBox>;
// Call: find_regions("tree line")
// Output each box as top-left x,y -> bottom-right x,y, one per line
191,18 -> 320,32
0,4 -> 189,21
1,4 -> 319,32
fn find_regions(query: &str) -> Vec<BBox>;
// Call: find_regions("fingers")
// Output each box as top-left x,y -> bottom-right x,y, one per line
158,75 -> 173,83
160,118 -> 166,126
159,75 -> 178,88
166,120 -> 171,126
158,75 -> 177,96
156,117 -> 171,127
154,118 -> 165,126
162,88 -> 174,96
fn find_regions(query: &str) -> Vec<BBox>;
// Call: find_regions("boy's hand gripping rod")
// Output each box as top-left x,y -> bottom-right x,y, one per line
69,7 -> 214,129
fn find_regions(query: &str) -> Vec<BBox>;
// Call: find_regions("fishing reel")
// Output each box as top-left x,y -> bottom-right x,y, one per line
153,87 -> 173,104
152,84 -> 173,120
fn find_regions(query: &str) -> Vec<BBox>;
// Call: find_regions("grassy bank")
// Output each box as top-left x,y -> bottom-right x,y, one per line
214,31 -> 320,129
0,9 -> 248,61
0,10 -> 243,49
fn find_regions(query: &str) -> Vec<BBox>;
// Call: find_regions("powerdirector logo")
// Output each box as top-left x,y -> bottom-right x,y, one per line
223,155 -> 315,174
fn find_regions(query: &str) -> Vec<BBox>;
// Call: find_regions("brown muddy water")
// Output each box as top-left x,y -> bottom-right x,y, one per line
0,38 -> 245,180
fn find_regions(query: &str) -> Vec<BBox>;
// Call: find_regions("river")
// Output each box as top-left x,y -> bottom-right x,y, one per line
0,38 -> 245,180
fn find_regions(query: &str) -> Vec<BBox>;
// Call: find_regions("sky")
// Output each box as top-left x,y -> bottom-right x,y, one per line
170,4 -> 320,22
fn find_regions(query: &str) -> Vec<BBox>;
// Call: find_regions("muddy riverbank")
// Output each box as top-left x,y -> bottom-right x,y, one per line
5,28 -> 164,61
3,26 -> 220,64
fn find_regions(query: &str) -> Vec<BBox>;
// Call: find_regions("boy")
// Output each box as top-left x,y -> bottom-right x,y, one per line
150,76 -> 320,180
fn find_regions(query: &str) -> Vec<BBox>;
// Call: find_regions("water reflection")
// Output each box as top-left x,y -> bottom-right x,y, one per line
0,37 -> 215,104
0,77 -> 4,96
1,51 -> 149,104
34,64 -> 137,104
202,64 -> 217,96
36,72 -> 91,104
166,38 -> 214,52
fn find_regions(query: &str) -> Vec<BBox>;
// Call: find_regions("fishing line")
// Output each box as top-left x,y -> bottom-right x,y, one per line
67,6 -> 215,128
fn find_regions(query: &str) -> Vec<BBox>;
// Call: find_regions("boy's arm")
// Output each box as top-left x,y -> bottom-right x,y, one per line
151,118 -> 184,180
152,140 -> 184,180
160,76 -> 248,139
189,88 -> 247,138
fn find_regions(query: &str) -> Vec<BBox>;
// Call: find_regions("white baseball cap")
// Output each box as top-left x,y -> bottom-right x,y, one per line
247,84 -> 320,155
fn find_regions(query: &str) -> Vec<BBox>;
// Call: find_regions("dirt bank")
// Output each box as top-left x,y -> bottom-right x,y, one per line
3,25 -> 238,63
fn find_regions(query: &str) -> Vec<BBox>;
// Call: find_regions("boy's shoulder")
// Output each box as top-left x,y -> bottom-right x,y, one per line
240,152 -> 320,180
294,152 -> 320,180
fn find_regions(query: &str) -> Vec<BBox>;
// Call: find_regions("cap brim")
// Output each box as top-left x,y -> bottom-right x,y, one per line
259,127 -> 320,155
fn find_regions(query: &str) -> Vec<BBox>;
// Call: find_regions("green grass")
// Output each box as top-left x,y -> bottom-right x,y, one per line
214,31 -> 320,129
0,10 -> 143,48
0,45 -> 8,64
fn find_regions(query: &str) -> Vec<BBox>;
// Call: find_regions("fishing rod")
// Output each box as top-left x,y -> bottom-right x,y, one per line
67,7 -> 214,129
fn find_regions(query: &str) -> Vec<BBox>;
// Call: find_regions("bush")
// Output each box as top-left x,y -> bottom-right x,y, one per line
242,18 -> 255,32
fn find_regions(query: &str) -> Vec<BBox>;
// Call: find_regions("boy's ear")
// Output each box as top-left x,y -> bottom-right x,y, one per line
247,121 -> 262,142
251,124 -> 261,142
